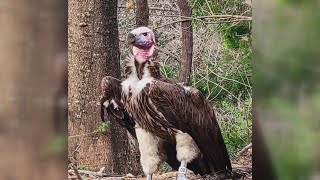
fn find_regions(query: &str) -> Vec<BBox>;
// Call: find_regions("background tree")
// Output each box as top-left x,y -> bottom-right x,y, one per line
68,0 -> 136,173
135,0 -> 149,26
177,0 -> 193,84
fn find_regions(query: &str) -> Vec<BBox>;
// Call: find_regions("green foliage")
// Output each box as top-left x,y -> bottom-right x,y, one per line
159,162 -> 173,173
218,99 -> 252,159
220,22 -> 251,49
160,63 -> 179,79
76,164 -> 95,171
94,122 -> 110,133
191,56 -> 251,102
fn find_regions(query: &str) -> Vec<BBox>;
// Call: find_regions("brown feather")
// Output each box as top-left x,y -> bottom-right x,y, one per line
148,81 -> 232,175
100,76 -> 182,171
100,76 -> 136,137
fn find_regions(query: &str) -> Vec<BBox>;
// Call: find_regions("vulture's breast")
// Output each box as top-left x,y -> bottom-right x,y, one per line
121,76 -> 154,98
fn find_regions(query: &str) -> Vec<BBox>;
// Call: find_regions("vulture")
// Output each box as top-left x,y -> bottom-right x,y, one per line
100,27 -> 232,180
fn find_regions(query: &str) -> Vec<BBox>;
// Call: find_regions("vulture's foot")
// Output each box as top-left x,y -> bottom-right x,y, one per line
177,160 -> 188,180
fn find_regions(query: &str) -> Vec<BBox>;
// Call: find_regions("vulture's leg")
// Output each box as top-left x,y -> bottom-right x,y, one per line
146,174 -> 152,180
175,131 -> 200,180
135,125 -> 165,180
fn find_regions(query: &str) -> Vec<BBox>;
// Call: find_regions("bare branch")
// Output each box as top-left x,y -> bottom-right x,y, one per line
237,143 -> 252,156
68,131 -> 97,138
155,47 -> 180,62
205,0 -> 214,15
118,6 -> 178,12
153,14 -> 252,29
69,161 -> 83,180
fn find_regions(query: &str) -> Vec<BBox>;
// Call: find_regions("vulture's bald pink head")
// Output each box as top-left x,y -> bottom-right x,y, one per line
127,27 -> 155,62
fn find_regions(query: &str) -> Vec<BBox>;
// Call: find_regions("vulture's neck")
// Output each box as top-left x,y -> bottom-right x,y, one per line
125,55 -> 162,80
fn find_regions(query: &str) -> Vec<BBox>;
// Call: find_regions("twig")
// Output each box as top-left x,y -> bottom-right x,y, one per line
153,19 -> 191,29
198,14 -> 252,20
118,6 -> 178,12
207,66 -> 252,88
153,15 -> 252,29
152,14 -> 252,21
196,73 -> 238,100
237,143 -> 252,156
68,131 -> 97,138
191,0 -> 199,10
205,19 -> 252,24
68,170 -> 124,177
73,168 -> 83,180
155,47 -> 180,62
69,161 -> 83,180
205,0 -> 215,15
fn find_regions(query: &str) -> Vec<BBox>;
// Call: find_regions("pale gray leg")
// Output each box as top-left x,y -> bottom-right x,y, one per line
177,160 -> 187,180
146,174 -> 152,180
175,131 -> 201,180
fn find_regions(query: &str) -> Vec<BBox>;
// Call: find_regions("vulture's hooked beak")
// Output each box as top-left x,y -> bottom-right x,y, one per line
127,33 -> 137,45
127,32 -> 154,49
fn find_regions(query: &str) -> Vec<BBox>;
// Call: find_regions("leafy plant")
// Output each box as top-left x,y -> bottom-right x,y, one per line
159,162 -> 173,173
217,99 -> 252,159
94,122 -> 110,133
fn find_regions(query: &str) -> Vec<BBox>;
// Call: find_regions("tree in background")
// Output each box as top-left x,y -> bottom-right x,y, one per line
135,0 -> 149,26
68,0 -> 136,173
177,0 -> 193,84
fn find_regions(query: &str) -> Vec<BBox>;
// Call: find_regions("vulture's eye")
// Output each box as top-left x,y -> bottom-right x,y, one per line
142,32 -> 148,36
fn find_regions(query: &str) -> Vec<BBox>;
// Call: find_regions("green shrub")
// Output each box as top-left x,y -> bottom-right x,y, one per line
217,99 -> 252,159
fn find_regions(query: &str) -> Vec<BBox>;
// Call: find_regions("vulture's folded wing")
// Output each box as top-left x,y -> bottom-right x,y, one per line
100,76 -> 136,137
148,81 -> 232,175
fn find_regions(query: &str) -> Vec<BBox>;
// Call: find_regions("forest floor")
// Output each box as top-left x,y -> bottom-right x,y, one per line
68,143 -> 252,180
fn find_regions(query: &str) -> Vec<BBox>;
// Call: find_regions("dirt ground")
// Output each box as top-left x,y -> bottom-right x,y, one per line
68,144 -> 252,180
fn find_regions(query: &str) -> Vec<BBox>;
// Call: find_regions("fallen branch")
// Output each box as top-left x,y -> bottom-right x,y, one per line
72,168 -> 83,180
231,164 -> 252,179
68,169 -> 124,178
238,142 -> 252,156
69,161 -> 83,180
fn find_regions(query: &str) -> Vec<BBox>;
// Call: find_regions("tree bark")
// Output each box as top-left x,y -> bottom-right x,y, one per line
0,0 -> 67,179
177,0 -> 193,84
135,0 -> 149,26
68,0 -> 131,173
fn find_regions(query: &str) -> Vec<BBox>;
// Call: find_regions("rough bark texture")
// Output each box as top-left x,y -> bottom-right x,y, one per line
0,0 -> 67,179
135,0 -> 149,26
68,0 -> 131,173
101,0 -> 136,174
177,0 -> 193,84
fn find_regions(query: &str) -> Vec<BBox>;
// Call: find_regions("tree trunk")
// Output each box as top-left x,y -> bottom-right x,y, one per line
135,0 -> 149,26
0,0 -> 67,179
177,0 -> 193,84
68,0 -> 131,173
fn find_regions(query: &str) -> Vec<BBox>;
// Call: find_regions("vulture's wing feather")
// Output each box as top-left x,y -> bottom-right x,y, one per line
100,76 -> 182,170
100,76 -> 136,137
148,81 -> 232,175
